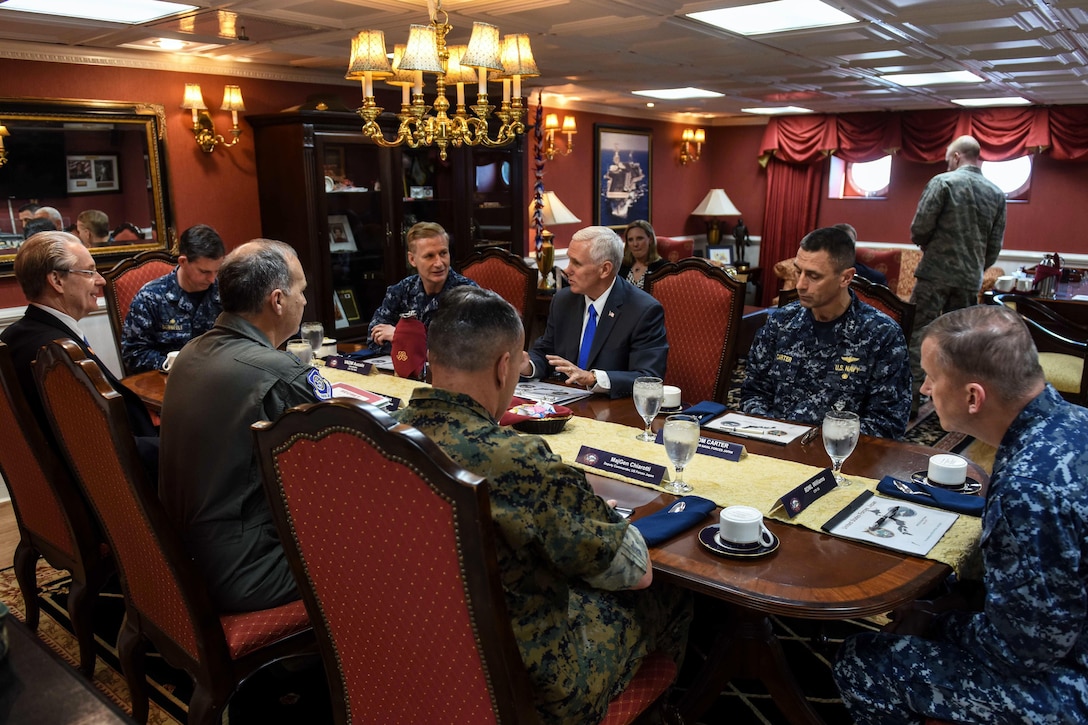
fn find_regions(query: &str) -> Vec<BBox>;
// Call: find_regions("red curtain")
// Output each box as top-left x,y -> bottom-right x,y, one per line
759,160 -> 822,306
834,112 -> 902,162
1048,106 -> 1088,161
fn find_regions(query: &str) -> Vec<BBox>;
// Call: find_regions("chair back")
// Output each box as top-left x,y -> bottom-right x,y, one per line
255,399 -> 539,725
778,277 -> 916,339
102,250 -> 176,371
645,259 -> 745,403
33,340 -> 228,670
656,236 -> 694,263
459,248 -> 536,346
111,222 -> 145,243
995,293 -> 1088,405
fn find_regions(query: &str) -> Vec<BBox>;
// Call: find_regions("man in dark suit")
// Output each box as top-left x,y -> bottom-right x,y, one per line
522,225 -> 668,398
0,231 -> 158,468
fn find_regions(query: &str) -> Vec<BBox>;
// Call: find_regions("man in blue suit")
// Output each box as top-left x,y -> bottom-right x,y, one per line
522,225 -> 668,398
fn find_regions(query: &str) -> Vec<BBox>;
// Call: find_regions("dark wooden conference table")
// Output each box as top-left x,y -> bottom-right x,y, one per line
123,368 -> 986,725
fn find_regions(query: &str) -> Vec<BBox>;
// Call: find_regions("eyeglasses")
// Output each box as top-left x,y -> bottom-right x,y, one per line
56,268 -> 101,278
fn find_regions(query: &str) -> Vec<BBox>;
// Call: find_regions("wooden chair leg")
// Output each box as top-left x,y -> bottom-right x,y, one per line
67,577 -> 97,676
119,614 -> 150,725
13,541 -> 40,630
187,684 -> 221,725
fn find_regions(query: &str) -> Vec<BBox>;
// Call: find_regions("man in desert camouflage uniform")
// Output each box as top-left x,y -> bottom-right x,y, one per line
908,135 -> 1006,410
121,224 -> 224,373
741,226 -> 911,438
396,286 -> 689,725
834,305 -> 1088,723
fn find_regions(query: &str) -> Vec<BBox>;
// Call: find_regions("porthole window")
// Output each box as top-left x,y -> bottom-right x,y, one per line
981,156 -> 1031,199
847,156 -> 891,197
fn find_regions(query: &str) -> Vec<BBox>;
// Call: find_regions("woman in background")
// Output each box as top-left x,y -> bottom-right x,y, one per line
618,219 -> 665,289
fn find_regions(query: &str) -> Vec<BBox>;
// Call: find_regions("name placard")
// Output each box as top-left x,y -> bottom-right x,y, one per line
654,430 -> 744,462
575,446 -> 667,487
776,468 -> 837,518
323,355 -> 373,375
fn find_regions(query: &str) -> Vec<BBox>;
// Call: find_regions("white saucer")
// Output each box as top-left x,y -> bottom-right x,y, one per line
911,471 -> 983,495
698,525 -> 779,559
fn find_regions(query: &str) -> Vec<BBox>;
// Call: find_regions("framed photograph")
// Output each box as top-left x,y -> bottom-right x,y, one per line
66,154 -> 119,194
335,288 -> 362,322
323,145 -> 346,180
594,124 -> 651,228
327,214 -> 358,252
708,246 -> 735,265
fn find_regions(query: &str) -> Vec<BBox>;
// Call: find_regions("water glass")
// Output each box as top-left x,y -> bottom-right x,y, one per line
286,338 -> 313,365
632,376 -> 664,441
662,414 -> 699,494
823,410 -> 860,485
301,321 -> 325,359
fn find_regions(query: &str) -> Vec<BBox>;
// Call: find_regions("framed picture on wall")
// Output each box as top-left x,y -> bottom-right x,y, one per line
66,154 -> 119,194
327,214 -> 358,252
594,125 -> 651,228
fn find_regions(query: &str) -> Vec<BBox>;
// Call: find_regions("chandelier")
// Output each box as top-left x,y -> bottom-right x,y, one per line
346,1 -> 538,161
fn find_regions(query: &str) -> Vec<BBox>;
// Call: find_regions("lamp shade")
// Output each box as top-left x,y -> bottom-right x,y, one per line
220,85 -> 245,112
181,83 -> 207,110
385,44 -> 416,87
345,30 -> 392,79
400,24 -> 444,73
533,191 -> 581,226
544,113 -> 561,131
562,116 -> 577,134
461,22 -> 503,70
443,44 -> 478,85
499,34 -> 539,77
691,188 -> 742,217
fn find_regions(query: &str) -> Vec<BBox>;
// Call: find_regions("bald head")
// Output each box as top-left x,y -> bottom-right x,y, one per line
946,136 -> 982,169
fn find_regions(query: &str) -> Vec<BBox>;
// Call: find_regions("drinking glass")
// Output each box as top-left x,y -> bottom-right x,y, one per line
632,376 -> 664,441
662,414 -> 699,494
823,410 -> 860,485
286,338 -> 313,365
301,321 -> 325,359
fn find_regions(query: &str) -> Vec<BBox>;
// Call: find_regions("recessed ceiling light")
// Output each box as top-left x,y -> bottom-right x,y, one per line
632,87 -> 724,100
0,0 -> 196,24
741,106 -> 814,115
951,96 -> 1030,107
881,70 -> 984,87
153,38 -> 187,51
646,102 -> 655,108
687,0 -> 856,36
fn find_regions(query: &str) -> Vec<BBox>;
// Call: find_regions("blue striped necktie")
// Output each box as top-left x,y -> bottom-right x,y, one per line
577,304 -> 597,369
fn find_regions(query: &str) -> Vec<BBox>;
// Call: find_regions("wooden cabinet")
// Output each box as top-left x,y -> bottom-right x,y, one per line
249,110 -> 526,342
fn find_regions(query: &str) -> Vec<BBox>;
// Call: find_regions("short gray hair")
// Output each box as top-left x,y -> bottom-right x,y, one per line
428,287 -> 522,372
571,226 -> 623,270
923,305 -> 1044,403
13,231 -> 81,300
217,239 -> 298,315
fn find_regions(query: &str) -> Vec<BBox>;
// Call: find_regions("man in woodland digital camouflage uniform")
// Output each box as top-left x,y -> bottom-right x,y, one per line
396,286 -> 689,724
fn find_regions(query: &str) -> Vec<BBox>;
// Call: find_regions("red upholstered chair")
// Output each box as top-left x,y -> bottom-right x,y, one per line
644,258 -> 746,404
254,398 -> 677,725
459,247 -> 537,347
110,222 -> 145,244
102,249 -> 176,373
33,340 -> 314,725
0,342 -> 112,676
656,236 -> 695,263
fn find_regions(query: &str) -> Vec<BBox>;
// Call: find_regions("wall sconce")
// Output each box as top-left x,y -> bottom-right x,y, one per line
0,122 -> 9,167
679,127 -> 705,165
181,83 -> 246,153
544,113 -> 577,160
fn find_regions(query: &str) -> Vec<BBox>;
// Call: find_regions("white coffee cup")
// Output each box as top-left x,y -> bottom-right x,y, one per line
928,453 -> 967,486
1015,277 -> 1034,292
161,350 -> 179,373
318,337 -> 338,358
663,385 -> 682,409
994,275 -> 1015,292
719,505 -> 774,547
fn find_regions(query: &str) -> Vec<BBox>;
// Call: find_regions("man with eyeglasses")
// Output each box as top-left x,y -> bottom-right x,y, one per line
0,230 -> 159,472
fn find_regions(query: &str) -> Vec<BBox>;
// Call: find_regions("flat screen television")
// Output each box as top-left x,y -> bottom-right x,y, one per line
0,129 -> 68,200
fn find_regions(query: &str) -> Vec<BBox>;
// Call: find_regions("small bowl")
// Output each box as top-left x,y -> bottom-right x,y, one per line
512,415 -> 572,435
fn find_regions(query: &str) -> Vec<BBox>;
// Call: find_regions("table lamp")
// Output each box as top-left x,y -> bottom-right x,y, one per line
691,188 -> 741,247
531,190 -> 580,289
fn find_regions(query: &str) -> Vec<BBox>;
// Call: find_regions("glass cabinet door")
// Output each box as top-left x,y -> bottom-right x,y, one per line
320,139 -> 390,335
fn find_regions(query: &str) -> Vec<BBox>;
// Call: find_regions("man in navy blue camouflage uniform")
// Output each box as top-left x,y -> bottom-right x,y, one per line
121,224 -> 224,373
366,221 -> 476,353
834,304 -> 1088,724
741,226 -> 911,438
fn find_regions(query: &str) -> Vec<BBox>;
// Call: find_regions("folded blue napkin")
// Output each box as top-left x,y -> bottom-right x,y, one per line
682,401 -> 727,426
632,495 -> 716,545
876,476 -> 985,516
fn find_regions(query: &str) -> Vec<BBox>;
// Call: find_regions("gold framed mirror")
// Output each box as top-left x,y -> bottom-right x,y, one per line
0,97 -> 175,274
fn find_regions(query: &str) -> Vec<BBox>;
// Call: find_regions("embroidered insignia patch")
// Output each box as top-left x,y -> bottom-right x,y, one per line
307,368 -> 333,400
